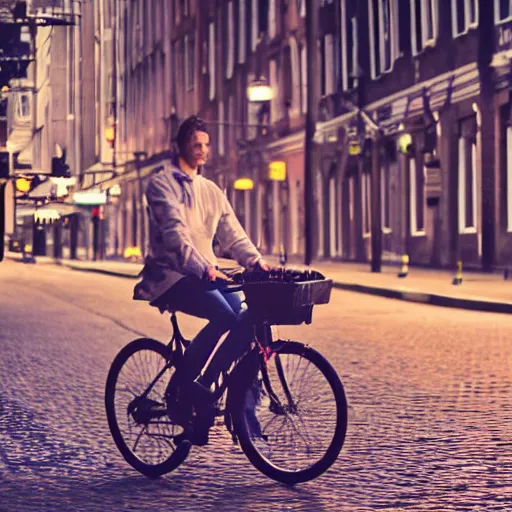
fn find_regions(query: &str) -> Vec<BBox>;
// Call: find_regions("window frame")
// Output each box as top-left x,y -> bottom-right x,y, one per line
226,1 -> 235,79
410,0 -> 438,56
452,0 -> 479,37
458,135 -> 478,234
362,171 -> 372,238
268,0 -> 277,39
368,0 -> 400,78
409,157 -> 426,236
494,0 -> 512,24
251,0 -> 259,52
340,0 -> 358,91
381,162 -> 392,233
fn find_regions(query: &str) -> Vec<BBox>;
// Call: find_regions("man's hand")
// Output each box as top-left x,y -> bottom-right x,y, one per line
206,266 -> 233,282
247,258 -> 271,272
257,259 -> 271,272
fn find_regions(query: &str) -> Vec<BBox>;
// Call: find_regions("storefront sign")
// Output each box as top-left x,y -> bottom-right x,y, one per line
268,161 -> 286,181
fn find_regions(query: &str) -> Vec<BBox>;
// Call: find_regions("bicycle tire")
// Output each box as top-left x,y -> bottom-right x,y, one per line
105,338 -> 190,478
231,341 -> 348,485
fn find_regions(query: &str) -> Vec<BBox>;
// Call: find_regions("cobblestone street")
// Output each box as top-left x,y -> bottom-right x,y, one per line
0,259 -> 511,511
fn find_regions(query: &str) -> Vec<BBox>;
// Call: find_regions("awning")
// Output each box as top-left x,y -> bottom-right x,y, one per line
72,187 -> 107,206
27,176 -> 76,199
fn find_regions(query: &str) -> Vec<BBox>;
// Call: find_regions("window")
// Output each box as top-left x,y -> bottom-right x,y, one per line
410,0 -> 438,55
300,45 -> 307,113
362,172 -> 371,237
209,22 -> 216,100
410,158 -> 425,234
268,0 -> 277,39
368,0 -> 400,77
340,0 -> 358,91
452,0 -> 478,36
238,0 -> 246,64
218,100 -> 225,156
185,34 -> 195,90
17,93 -> 30,119
227,2 -> 235,78
270,59 -> 281,123
495,0 -> 512,23
297,0 -> 306,18
507,126 -> 512,231
458,117 -> 478,233
251,0 -> 259,51
381,163 -> 391,231
321,34 -> 335,96
289,37 -> 301,114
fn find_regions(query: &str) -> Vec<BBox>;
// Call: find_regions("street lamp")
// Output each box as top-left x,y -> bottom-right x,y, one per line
246,77 -> 274,102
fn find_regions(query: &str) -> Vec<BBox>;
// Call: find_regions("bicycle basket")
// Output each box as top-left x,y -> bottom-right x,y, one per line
242,272 -> 333,326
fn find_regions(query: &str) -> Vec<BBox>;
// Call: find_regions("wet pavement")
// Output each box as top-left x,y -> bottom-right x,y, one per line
0,259 -> 511,511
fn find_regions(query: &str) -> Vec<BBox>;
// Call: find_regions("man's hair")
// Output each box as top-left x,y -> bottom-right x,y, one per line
175,115 -> 209,156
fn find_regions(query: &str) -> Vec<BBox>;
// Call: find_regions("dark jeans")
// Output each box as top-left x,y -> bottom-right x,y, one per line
162,276 -> 254,388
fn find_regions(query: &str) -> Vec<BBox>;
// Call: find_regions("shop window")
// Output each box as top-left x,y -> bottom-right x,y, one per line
381,163 -> 391,232
227,2 -> 235,79
362,172 -> 371,237
458,116 -> 478,233
409,157 -> 425,235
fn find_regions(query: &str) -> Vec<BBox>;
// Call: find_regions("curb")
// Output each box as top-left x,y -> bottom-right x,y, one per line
7,254 -> 511,314
333,282 -> 512,315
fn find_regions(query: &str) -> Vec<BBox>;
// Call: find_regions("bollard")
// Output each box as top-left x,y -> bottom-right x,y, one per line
452,260 -> 463,285
398,254 -> 409,278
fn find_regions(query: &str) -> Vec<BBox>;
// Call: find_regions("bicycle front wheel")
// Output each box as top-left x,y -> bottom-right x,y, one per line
232,341 -> 348,485
105,338 -> 189,478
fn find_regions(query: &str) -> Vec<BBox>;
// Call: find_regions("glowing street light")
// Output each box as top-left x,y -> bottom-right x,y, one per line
246,77 -> 274,102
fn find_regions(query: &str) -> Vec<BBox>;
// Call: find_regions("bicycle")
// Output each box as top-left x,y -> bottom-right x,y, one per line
105,268 -> 348,485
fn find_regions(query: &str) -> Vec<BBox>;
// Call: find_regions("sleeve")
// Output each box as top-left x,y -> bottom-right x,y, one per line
146,176 -> 211,278
215,190 -> 262,268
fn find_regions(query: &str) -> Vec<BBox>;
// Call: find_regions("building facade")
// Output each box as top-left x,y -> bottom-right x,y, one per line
13,0 -> 512,271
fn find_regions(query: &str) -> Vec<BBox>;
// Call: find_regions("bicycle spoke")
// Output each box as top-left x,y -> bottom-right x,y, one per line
243,347 -> 340,473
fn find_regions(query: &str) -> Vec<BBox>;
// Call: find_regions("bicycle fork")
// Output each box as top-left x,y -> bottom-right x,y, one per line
256,325 -> 297,415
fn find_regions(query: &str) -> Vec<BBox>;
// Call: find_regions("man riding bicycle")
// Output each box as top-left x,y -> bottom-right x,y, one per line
134,116 -> 270,445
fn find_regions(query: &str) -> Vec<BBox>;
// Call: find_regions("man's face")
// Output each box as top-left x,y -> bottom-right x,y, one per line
184,131 -> 210,168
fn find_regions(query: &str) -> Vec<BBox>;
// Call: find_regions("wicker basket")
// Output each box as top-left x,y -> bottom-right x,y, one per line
243,278 -> 333,325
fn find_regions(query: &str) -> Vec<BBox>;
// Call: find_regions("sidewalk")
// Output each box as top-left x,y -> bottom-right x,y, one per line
5,251 -> 512,314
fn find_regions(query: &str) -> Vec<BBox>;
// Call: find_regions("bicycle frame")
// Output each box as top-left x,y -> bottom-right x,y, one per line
163,312 -> 296,421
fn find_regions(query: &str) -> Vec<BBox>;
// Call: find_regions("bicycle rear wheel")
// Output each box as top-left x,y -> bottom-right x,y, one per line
232,341 -> 347,485
105,338 -> 190,478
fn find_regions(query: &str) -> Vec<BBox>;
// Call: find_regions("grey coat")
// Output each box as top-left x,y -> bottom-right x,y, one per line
133,159 -> 262,305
